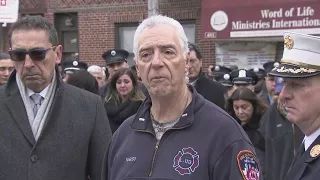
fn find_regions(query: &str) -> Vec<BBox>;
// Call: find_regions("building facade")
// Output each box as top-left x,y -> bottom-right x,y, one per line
201,0 -> 319,69
1,0 -> 318,70
1,0 -> 214,69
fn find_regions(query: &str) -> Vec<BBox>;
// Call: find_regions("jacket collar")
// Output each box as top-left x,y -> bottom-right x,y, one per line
4,66 -> 64,145
5,66 -> 64,97
304,134 -> 320,163
131,85 -> 205,132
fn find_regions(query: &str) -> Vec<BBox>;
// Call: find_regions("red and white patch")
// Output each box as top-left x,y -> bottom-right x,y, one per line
237,150 -> 260,180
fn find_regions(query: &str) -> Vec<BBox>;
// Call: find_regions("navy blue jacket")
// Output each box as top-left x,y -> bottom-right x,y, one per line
107,86 -> 263,180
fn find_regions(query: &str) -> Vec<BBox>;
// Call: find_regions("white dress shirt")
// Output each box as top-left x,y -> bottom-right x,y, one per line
27,85 -> 50,100
304,127 -> 320,151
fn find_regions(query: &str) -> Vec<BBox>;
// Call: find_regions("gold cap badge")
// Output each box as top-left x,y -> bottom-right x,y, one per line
310,144 -> 320,158
284,35 -> 294,50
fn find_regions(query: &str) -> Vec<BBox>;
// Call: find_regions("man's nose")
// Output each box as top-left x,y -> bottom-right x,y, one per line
151,50 -> 164,68
24,55 -> 35,68
279,84 -> 291,102
4,69 -> 10,76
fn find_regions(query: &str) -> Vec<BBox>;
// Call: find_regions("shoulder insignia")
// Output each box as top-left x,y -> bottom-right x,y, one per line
237,150 -> 260,180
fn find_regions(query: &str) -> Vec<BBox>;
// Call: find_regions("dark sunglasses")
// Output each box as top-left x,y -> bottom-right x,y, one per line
8,46 -> 56,62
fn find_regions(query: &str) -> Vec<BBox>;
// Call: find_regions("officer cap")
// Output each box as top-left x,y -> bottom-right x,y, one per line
263,61 -> 280,75
248,67 -> 266,80
216,73 -> 233,87
212,65 -> 232,78
62,59 -> 88,74
230,69 -> 259,85
102,49 -> 129,65
270,32 -> 320,78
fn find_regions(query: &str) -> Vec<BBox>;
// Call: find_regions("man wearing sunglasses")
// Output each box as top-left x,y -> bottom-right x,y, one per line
0,52 -> 14,85
0,15 -> 112,180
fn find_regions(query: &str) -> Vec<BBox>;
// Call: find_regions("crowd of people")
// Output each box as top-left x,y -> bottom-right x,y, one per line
0,14 -> 319,180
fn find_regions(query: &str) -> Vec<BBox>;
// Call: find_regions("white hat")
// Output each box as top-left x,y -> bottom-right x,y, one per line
270,32 -> 320,78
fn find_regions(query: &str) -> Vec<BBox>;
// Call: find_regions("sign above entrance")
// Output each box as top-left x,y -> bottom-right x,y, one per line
202,2 -> 320,39
0,0 -> 19,24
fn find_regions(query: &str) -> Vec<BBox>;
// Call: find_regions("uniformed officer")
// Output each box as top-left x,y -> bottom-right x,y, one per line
248,67 -> 266,95
99,49 -> 130,98
258,61 -> 279,106
216,73 -> 234,109
269,32 -> 320,180
62,58 -> 88,82
212,65 -> 232,80
249,67 -> 265,81
102,49 -> 129,78
214,66 -> 235,98
230,69 -> 258,91
99,49 -> 148,99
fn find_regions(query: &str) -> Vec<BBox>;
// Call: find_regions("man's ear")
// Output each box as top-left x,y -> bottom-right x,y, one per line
55,45 -> 63,65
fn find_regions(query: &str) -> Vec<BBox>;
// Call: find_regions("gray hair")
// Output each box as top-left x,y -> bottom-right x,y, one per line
133,15 -> 189,60
87,65 -> 106,78
0,53 -> 10,60
8,15 -> 59,47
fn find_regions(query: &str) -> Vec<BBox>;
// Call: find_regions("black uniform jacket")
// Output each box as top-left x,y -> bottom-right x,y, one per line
285,134 -> 320,180
259,103 -> 304,180
194,73 -> 226,109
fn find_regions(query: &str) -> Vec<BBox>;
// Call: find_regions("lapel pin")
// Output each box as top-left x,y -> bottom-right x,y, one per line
310,144 -> 320,158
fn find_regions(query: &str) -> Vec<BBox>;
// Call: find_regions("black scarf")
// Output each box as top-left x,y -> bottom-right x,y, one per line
105,99 -> 143,133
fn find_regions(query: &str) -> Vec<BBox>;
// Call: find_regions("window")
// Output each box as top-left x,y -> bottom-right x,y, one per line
54,13 -> 79,61
116,23 -> 138,66
181,22 -> 196,44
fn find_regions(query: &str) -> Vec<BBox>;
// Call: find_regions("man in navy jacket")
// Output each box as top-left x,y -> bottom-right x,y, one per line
105,14 -> 262,180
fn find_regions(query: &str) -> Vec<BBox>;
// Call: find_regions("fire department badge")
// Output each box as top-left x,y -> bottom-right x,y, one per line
310,144 -> 320,158
239,70 -> 247,78
73,61 -> 78,66
173,147 -> 199,175
284,35 -> 294,50
237,150 -> 260,180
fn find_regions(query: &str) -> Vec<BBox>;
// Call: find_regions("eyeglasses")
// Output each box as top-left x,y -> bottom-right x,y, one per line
8,46 -> 56,62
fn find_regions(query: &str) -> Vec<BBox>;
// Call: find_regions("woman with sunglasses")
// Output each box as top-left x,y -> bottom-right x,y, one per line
104,68 -> 146,133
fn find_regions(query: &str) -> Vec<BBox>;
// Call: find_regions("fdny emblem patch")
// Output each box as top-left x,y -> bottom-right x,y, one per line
173,147 -> 199,175
237,150 -> 260,180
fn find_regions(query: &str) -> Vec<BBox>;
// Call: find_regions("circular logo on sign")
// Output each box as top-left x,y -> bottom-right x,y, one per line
210,10 -> 228,31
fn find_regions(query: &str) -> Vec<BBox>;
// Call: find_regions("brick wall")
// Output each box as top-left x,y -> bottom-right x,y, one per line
46,0 -> 215,70
1,0 -> 216,71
